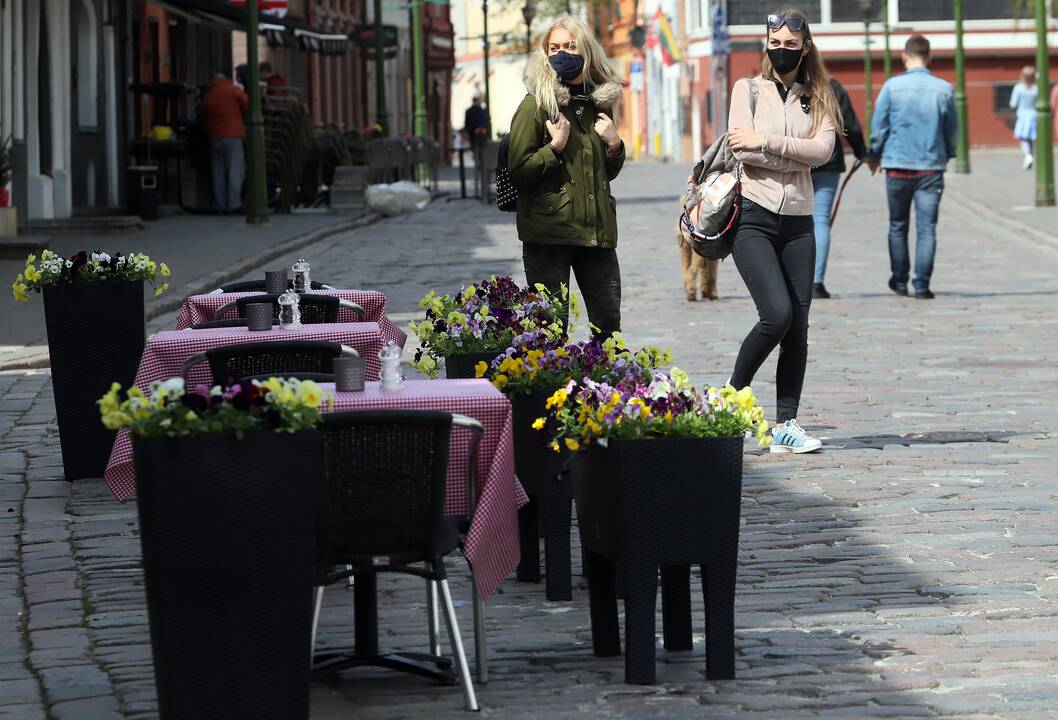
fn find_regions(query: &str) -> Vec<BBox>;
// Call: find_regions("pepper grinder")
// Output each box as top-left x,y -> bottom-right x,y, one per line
277,291 -> 301,330
378,341 -> 404,391
292,258 -> 311,293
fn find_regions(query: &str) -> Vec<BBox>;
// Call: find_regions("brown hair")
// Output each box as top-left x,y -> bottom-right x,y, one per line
904,35 -> 931,60
760,8 -> 842,135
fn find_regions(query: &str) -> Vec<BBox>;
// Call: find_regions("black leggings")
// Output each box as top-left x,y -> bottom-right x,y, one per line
729,200 -> 815,422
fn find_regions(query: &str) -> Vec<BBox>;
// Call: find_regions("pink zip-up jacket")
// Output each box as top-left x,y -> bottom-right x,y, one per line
728,76 -> 836,216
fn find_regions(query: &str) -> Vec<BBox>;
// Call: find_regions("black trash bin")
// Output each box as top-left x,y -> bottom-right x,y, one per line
127,166 -> 159,220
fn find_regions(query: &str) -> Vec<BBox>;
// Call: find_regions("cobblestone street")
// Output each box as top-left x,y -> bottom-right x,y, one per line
3,156 -> 1058,719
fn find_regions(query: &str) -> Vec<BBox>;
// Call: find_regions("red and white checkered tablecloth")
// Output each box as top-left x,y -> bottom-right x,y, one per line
176,289 -> 408,348
103,379 -> 525,599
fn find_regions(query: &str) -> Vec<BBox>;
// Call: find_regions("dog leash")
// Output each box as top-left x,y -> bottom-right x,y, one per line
828,158 -> 863,228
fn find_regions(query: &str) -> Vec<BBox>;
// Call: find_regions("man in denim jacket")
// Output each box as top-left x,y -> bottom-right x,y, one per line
867,35 -> 958,300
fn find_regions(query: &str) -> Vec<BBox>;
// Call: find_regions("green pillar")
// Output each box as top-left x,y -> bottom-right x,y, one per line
954,0 -> 970,174
244,0 -> 268,224
412,0 -> 427,180
863,18 -> 872,131
482,0 -> 492,136
1036,0 -> 1055,206
374,0 -> 388,132
882,0 -> 891,79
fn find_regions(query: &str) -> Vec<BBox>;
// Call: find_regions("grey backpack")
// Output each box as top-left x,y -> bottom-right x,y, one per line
678,79 -> 758,260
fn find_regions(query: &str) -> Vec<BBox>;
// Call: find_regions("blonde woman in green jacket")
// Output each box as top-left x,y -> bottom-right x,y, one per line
507,16 -> 626,338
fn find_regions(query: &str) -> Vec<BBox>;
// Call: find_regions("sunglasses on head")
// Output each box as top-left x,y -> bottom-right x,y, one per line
767,14 -> 806,32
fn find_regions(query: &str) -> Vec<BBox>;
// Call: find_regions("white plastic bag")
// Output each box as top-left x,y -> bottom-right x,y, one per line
365,181 -> 431,216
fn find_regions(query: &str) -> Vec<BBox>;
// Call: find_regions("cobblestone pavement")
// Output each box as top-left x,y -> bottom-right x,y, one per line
4,156 -> 1058,719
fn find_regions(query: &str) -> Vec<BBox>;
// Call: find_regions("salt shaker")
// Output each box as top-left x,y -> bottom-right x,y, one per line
378,341 -> 404,391
277,291 -> 301,330
291,258 -> 311,293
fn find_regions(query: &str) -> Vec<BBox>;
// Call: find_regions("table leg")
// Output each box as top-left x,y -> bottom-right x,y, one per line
702,561 -> 737,680
583,546 -> 620,657
623,562 -> 659,685
353,571 -> 379,657
661,565 -> 692,652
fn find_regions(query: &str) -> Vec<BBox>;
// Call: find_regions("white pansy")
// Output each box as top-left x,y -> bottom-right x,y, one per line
151,378 -> 185,397
91,252 -> 111,264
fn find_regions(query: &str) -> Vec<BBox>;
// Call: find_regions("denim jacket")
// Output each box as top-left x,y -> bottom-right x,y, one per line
869,68 -> 958,171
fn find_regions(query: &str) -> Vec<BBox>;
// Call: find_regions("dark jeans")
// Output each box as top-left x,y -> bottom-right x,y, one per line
521,244 -> 621,339
886,171 -> 944,291
730,200 -> 815,423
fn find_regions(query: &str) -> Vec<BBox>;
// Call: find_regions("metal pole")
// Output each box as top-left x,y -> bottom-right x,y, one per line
863,17 -> 872,132
244,0 -> 268,224
882,0 -> 891,79
482,0 -> 492,136
954,0 -> 970,174
1035,0 -> 1055,205
412,0 -> 427,180
374,0 -> 388,132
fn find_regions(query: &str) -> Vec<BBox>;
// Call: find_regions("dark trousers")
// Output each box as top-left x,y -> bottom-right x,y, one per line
729,200 -> 815,422
886,171 -> 943,292
521,243 -> 622,339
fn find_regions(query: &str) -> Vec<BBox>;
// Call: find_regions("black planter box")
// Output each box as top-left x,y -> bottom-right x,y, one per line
443,351 -> 503,380
132,430 -> 320,720
573,435 -> 744,684
44,281 -> 146,480
511,390 -> 573,599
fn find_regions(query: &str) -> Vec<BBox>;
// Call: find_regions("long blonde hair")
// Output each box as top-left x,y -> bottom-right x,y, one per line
760,8 -> 843,135
528,16 -> 619,122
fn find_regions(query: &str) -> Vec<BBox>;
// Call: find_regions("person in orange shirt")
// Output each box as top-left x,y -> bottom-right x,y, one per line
201,71 -> 248,213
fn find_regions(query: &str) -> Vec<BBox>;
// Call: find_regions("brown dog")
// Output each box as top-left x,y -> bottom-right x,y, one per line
678,230 -> 718,301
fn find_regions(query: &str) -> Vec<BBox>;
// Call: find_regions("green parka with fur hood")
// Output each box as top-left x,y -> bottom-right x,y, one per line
507,52 -> 625,249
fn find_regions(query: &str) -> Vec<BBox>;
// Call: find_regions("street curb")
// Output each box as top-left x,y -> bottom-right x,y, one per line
945,186 -> 1058,254
0,212 -> 383,372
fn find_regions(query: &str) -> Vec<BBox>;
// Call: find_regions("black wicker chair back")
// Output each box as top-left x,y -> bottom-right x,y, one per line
205,341 -> 344,385
189,318 -> 280,330
318,411 -> 454,565
217,294 -> 341,324
216,279 -> 335,293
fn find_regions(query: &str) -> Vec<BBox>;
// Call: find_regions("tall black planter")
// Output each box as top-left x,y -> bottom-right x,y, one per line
443,351 -> 503,379
43,281 -> 145,480
573,435 -> 744,684
511,390 -> 573,599
132,430 -> 320,720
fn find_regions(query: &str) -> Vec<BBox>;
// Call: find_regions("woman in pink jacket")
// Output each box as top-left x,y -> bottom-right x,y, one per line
726,9 -> 839,454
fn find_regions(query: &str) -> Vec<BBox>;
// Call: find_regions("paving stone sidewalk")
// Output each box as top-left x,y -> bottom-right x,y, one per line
3,157 -> 1058,719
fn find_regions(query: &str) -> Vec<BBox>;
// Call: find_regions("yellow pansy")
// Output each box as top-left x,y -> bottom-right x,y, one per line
474,361 -> 488,379
545,388 -> 568,410
564,437 -> 580,451
160,262 -> 171,277
492,374 -> 508,390
532,417 -> 546,431
154,282 -> 170,297
550,440 -> 560,452
23,265 -> 41,283
297,380 -> 325,407
12,277 -> 30,303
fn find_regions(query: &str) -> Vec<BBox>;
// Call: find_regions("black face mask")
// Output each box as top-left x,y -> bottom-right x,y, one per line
548,51 -> 585,83
768,47 -> 804,75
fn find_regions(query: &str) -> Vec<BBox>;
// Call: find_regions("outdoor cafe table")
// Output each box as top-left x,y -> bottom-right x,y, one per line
176,289 -> 408,348
103,379 -> 527,598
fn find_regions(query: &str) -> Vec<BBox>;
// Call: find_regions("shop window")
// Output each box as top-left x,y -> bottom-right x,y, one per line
729,1 -> 821,26
831,0 -> 884,23
897,0 -> 1020,22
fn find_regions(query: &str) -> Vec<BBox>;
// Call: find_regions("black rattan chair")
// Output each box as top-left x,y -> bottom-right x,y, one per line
189,318 -> 279,330
213,294 -> 365,324
179,340 -> 358,384
208,279 -> 337,294
311,411 -> 483,711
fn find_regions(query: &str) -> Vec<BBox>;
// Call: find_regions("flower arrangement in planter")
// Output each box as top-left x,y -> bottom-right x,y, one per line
12,249 -> 171,301
17,250 -> 171,479
471,331 -> 670,598
537,368 -> 770,451
100,375 -> 327,720
408,276 -> 574,379
363,123 -> 385,140
537,370 -> 769,684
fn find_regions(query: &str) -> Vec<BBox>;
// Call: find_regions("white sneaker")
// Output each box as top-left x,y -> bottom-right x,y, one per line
1024,154 -> 1034,170
769,419 -> 823,454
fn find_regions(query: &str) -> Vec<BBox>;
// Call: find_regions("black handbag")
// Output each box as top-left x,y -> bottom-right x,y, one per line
495,134 -> 517,212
